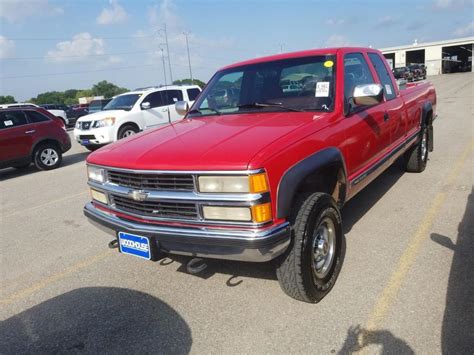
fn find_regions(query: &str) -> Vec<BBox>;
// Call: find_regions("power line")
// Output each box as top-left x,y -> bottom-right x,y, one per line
0,64 -> 157,80
5,35 -> 154,41
0,50 -> 153,61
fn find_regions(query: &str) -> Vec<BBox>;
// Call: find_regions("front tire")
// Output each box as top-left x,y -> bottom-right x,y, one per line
33,143 -> 62,170
276,193 -> 344,303
405,126 -> 429,173
118,124 -> 138,140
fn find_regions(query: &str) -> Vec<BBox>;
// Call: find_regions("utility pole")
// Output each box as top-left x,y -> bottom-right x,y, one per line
159,46 -> 168,87
163,23 -> 173,84
183,31 -> 193,84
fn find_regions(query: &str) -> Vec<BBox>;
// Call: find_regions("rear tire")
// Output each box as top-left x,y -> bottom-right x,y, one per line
276,193 -> 344,303
405,126 -> 429,173
33,143 -> 62,171
118,124 -> 138,140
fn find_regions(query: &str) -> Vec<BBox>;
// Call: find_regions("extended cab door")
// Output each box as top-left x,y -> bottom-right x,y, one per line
161,89 -> 186,122
367,52 -> 407,150
342,52 -> 390,177
0,110 -> 34,163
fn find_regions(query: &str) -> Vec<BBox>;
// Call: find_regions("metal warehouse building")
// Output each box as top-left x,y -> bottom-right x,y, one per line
380,37 -> 473,76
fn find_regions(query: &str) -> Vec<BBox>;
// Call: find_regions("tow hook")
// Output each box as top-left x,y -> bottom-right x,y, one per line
186,257 -> 207,274
108,239 -> 119,249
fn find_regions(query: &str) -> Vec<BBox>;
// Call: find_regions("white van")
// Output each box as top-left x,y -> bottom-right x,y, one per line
73,85 -> 201,151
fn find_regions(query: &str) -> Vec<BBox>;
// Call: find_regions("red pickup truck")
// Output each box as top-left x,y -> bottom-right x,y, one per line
84,47 -> 436,302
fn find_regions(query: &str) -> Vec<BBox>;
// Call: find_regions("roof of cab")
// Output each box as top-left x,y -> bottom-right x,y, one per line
219,47 -> 382,71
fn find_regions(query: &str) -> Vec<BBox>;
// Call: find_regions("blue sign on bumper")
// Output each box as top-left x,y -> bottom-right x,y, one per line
118,232 -> 151,260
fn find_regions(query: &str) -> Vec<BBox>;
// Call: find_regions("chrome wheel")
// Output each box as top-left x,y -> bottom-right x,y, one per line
421,129 -> 428,161
311,217 -> 336,279
122,129 -> 136,138
40,148 -> 59,166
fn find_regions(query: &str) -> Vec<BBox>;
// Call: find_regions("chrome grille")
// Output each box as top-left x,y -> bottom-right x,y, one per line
112,194 -> 198,220
107,171 -> 194,191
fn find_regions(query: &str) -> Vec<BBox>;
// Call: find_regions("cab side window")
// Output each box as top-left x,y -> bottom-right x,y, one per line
161,90 -> 183,105
368,53 -> 396,100
143,92 -> 165,108
0,111 -> 28,129
187,88 -> 201,101
344,53 -> 375,102
26,110 -> 50,123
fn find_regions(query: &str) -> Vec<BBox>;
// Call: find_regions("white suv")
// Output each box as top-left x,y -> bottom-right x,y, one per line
73,85 -> 201,151
0,103 -> 68,125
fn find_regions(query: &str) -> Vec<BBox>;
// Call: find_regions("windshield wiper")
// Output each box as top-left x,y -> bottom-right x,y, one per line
188,107 -> 221,115
238,102 -> 304,112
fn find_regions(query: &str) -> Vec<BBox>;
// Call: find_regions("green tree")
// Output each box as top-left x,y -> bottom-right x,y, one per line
91,80 -> 128,98
33,91 -> 66,105
173,78 -> 206,88
0,95 -> 17,104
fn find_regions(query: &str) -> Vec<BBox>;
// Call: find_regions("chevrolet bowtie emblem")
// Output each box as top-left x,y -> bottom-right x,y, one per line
128,190 -> 148,202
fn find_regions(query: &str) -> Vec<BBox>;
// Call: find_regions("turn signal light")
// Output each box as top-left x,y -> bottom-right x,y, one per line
249,173 -> 269,193
251,203 -> 272,223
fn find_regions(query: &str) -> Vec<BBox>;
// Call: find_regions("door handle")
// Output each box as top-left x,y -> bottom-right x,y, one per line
384,112 -> 389,121
25,130 -> 36,134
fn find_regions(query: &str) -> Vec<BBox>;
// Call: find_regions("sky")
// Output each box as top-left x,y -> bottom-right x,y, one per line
0,0 -> 473,100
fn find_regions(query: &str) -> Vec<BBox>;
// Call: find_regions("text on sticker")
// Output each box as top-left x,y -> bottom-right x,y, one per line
316,82 -> 330,97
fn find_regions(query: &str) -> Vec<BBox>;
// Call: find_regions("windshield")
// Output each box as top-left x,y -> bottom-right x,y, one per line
190,55 -> 336,117
394,68 -> 406,73
88,101 -> 103,113
103,94 -> 141,111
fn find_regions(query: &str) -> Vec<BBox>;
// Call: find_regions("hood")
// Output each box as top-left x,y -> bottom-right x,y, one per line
77,110 -> 127,122
87,112 -> 324,170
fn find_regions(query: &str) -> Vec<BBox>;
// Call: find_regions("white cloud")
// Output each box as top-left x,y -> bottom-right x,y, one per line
0,36 -> 15,59
325,35 -> 351,47
45,33 -> 105,63
454,21 -> 474,36
325,18 -> 346,26
97,0 -> 128,25
433,0 -> 473,9
0,0 -> 63,23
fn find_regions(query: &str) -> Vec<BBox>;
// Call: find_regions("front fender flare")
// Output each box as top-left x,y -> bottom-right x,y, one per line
276,147 -> 347,219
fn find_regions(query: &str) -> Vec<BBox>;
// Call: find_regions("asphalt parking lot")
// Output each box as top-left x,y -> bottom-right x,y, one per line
1,73 -> 473,354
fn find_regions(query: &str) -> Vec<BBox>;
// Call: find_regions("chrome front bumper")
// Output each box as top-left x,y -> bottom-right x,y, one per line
84,202 -> 291,262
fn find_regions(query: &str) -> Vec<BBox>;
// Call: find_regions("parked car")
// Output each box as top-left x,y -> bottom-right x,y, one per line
0,107 -> 71,170
73,85 -> 201,151
1,103 -> 69,126
409,64 -> 427,80
392,66 -> 414,82
87,98 -> 112,114
83,47 -> 436,302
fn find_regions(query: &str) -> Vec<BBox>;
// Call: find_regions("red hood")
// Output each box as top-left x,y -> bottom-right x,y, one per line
87,112 -> 321,170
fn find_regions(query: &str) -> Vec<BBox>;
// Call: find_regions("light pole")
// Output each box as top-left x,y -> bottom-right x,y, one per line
183,31 -> 193,84
158,24 -> 173,84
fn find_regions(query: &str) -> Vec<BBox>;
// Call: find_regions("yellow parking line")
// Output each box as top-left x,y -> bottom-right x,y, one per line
2,190 -> 88,218
366,139 -> 474,331
0,250 -> 111,305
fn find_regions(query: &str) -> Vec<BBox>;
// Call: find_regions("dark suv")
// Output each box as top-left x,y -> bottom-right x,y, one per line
0,108 -> 71,170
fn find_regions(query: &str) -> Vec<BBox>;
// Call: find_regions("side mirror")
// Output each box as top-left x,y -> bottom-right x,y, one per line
352,84 -> 384,106
141,102 -> 151,110
175,101 -> 189,116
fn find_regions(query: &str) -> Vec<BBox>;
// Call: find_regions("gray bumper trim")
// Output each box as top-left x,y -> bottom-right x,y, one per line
84,203 -> 291,262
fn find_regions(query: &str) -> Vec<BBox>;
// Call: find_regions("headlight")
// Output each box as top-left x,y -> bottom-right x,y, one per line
198,173 -> 268,193
87,166 -> 105,183
93,117 -> 116,128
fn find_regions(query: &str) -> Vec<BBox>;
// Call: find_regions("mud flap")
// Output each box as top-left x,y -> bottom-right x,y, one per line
428,125 -> 434,152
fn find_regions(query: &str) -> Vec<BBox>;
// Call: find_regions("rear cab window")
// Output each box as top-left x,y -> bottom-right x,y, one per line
368,52 -> 396,100
0,111 -> 29,129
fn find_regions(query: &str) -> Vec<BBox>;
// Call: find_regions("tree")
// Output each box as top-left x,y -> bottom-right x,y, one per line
0,95 -> 17,104
91,80 -> 128,98
173,78 -> 206,88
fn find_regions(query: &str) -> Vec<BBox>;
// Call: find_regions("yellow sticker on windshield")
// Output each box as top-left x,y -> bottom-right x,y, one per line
324,60 -> 334,68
